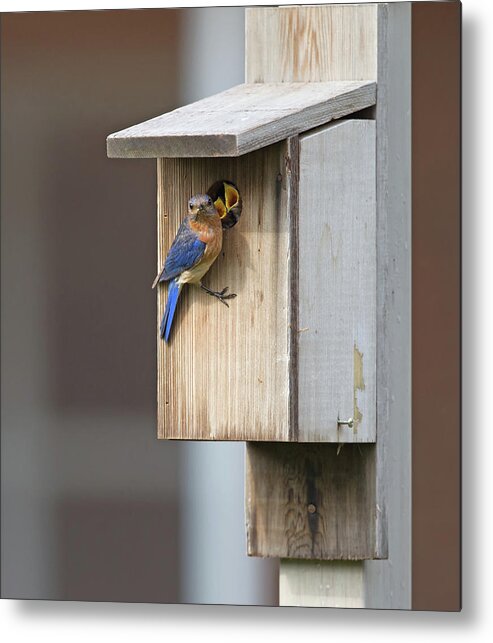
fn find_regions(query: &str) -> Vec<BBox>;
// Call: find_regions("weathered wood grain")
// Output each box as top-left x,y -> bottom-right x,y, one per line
157,142 -> 296,440
156,119 -> 377,443
246,443 -> 377,560
244,4 -> 383,585
246,4 -> 378,83
297,120 -> 376,442
286,136 -> 300,443
107,81 -> 376,158
280,560 -> 364,608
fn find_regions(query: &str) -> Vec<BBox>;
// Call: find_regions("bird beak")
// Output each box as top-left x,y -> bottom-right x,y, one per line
224,183 -> 240,210
214,197 -> 227,219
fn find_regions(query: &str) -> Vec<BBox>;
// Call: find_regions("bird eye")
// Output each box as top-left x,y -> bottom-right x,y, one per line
206,196 -> 212,205
188,200 -> 193,209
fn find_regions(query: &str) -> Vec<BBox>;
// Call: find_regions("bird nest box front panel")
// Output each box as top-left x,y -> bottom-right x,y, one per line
157,143 -> 294,441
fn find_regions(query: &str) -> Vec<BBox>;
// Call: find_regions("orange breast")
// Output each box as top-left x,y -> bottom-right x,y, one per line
190,217 -> 223,260
177,216 -> 223,286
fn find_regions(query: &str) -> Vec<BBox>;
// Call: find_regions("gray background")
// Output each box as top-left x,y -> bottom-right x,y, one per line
1,7 -> 278,605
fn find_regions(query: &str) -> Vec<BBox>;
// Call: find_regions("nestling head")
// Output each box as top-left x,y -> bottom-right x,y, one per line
206,180 -> 242,229
188,194 -> 216,218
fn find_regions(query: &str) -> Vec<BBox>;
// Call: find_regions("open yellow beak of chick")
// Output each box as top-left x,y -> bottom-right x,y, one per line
206,180 -> 242,229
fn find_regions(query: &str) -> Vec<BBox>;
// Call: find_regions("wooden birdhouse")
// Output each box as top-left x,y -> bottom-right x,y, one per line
108,81 -> 376,443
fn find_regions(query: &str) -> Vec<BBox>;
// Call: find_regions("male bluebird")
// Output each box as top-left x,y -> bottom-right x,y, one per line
152,193 -> 236,342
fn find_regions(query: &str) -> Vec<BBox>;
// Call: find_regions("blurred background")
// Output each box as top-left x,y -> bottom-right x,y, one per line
1,7 -> 278,605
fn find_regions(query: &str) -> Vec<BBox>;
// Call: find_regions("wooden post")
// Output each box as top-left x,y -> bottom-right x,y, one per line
280,561 -> 364,608
244,3 -> 411,608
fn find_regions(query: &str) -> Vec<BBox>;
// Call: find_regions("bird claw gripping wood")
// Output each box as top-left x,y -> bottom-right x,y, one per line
200,284 -> 237,307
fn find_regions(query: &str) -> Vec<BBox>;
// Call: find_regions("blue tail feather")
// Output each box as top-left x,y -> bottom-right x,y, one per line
160,279 -> 181,342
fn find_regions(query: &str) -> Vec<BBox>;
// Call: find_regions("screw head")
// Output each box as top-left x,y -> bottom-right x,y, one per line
337,417 -> 354,428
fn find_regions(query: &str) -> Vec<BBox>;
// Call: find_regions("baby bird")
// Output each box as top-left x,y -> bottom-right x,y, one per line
206,180 -> 242,229
152,193 -> 236,342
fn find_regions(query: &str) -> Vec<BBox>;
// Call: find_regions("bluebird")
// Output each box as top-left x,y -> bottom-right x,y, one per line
152,193 -> 236,342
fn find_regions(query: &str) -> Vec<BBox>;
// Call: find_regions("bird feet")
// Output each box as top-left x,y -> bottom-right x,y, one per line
200,284 -> 237,307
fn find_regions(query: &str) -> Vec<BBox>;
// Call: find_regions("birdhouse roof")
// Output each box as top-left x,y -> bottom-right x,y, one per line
106,81 -> 376,158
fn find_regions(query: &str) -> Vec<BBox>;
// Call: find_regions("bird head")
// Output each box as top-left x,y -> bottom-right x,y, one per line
188,194 -> 217,218
206,180 -> 242,229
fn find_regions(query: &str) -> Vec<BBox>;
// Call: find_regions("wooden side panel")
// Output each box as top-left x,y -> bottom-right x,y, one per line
297,120 -> 376,442
246,4 -> 377,83
157,143 -> 294,441
246,443 -> 377,560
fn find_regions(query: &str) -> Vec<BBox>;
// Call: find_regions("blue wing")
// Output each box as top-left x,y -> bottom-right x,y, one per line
155,216 -> 206,285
